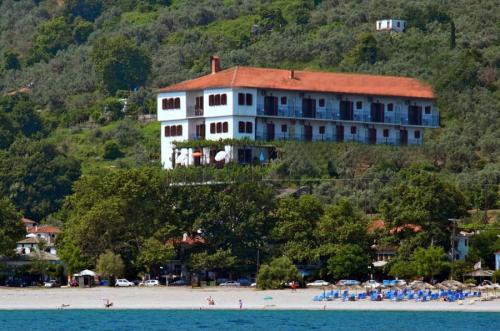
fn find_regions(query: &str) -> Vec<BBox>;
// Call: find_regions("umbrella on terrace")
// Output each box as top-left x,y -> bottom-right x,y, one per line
440,280 -> 466,290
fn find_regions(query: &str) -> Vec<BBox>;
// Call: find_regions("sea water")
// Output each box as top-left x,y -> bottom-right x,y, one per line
0,310 -> 498,331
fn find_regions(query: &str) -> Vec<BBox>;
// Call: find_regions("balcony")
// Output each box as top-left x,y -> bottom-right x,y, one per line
256,105 -> 439,127
186,106 -> 204,117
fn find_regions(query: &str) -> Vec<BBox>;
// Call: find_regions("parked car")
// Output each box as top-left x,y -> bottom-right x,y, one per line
219,281 -> 240,287
338,280 -> 360,286
215,278 -> 229,285
250,282 -> 257,287
115,279 -> 135,287
44,280 -> 61,288
238,278 -> 252,287
170,279 -> 189,286
141,280 -> 160,287
306,280 -> 330,287
5,279 -> 29,287
99,280 -> 109,286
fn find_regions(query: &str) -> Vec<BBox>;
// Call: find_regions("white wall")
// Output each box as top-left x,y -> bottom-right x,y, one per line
203,88 -> 234,118
160,119 -> 189,169
157,92 -> 187,121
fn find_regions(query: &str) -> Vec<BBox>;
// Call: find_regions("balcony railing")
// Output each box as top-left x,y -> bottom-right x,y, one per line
186,106 -> 204,117
255,131 -> 423,145
256,105 -> 439,127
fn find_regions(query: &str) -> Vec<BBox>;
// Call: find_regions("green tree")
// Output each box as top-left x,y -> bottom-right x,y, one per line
190,249 -> 236,281
65,0 -> 103,21
0,139 -> 81,220
342,33 -> 382,67
72,18 -> 94,44
28,17 -> 72,63
411,246 -> 450,282
137,238 -> 175,274
467,230 -> 500,269
91,36 -> 152,94
256,256 -> 300,290
3,50 -> 21,70
96,250 -> 125,280
326,244 -> 370,280
0,197 -> 24,257
103,141 -> 124,160
273,195 -> 323,264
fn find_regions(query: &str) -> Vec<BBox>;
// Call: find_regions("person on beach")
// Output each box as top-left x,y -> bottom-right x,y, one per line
291,281 -> 297,292
239,299 -> 243,309
206,296 -> 215,306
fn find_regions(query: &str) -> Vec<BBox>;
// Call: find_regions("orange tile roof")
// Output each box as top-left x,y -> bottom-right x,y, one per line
27,225 -> 62,234
158,66 -> 435,99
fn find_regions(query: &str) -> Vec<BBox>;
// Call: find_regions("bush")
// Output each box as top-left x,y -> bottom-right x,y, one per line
493,270 -> 500,283
256,256 -> 300,290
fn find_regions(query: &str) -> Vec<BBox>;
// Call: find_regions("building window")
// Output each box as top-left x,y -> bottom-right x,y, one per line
281,124 -> 287,132
424,106 -> 431,114
238,93 -> 252,106
238,121 -> 245,133
350,126 -> 357,134
356,101 -> 363,109
281,96 -> 287,105
210,123 -> 215,134
387,103 -> 393,111
195,96 -> 204,110
383,129 -> 389,137
246,93 -> 253,106
414,130 -> 421,139
222,122 -> 228,133
319,99 -> 325,107
162,97 -> 181,110
164,125 -> 182,137
319,126 -> 325,134
246,122 -> 253,133
209,94 -> 227,106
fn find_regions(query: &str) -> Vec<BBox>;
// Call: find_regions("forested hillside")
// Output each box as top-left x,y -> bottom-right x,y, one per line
0,1 -> 499,281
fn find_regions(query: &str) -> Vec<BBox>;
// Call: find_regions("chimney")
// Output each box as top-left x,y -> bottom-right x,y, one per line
210,55 -> 220,74
289,69 -> 295,79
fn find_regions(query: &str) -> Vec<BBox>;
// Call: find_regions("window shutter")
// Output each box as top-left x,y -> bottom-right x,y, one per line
210,123 -> 215,133
246,122 -> 253,133
319,99 -> 325,107
209,95 -> 214,106
162,99 -> 168,110
281,96 -> 287,105
357,101 -> 363,109
239,121 -> 245,133
221,94 -> 227,105
216,122 -> 222,133
414,130 -> 420,139
281,124 -> 287,132
177,125 -> 182,136
171,125 -> 176,136
174,98 -> 180,109
246,93 -> 253,106
350,126 -> 357,134
168,98 -> 174,109
215,94 -> 221,106
222,122 -> 228,133
238,93 -> 245,105
319,126 -> 325,134
383,129 -> 389,137
164,126 -> 170,137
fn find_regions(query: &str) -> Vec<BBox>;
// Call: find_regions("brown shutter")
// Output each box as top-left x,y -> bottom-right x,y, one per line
238,93 -> 245,105
162,99 -> 168,110
177,125 -> 182,136
164,126 -> 170,137
210,123 -> 215,133
246,122 -> 253,133
174,98 -> 180,109
171,125 -> 176,136
222,122 -> 228,133
215,94 -> 221,106
221,94 -> 227,105
216,122 -> 222,133
246,93 -> 253,106
209,95 -> 214,106
239,121 -> 245,133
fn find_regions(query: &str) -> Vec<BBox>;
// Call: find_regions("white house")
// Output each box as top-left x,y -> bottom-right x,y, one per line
27,225 -> 61,245
157,56 -> 439,169
376,19 -> 407,32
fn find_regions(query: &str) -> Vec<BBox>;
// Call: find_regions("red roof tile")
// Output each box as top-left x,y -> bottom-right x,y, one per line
27,225 -> 62,234
158,66 -> 435,99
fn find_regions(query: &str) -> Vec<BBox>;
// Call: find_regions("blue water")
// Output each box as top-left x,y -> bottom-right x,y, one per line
0,310 -> 499,331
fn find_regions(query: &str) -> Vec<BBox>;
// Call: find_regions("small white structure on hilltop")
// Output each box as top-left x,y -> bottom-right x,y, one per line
376,19 -> 406,33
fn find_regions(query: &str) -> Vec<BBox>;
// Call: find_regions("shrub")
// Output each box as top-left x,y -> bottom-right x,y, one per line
256,256 -> 300,290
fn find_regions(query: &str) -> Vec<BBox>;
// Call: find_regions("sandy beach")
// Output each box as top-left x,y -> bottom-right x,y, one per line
0,287 -> 498,312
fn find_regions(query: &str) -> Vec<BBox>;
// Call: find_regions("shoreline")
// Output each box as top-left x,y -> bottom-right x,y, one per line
1,287 -> 499,312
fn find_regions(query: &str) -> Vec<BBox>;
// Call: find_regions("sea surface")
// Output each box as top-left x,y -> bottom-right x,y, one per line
0,310 -> 499,331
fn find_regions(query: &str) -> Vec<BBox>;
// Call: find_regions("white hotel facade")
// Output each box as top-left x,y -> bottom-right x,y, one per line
157,57 -> 439,169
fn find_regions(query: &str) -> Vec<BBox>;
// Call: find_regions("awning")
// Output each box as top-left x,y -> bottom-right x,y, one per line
372,261 -> 388,267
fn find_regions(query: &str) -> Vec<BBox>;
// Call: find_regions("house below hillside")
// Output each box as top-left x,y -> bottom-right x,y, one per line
157,56 -> 439,169
376,19 -> 407,32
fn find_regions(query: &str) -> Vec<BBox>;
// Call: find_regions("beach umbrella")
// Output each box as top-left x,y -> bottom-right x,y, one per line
263,296 -> 273,301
